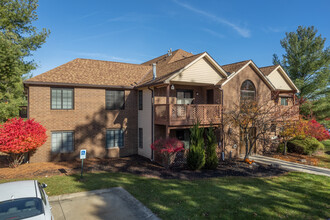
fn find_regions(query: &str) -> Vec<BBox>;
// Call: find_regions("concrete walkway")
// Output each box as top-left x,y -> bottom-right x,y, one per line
250,155 -> 330,177
49,187 -> 160,220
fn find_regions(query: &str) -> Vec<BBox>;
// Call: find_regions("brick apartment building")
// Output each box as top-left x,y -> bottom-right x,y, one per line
23,49 -> 299,162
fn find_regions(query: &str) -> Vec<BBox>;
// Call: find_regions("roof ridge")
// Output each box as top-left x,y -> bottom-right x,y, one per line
259,64 -> 280,69
141,49 -> 180,65
167,52 -> 204,65
222,59 -> 251,67
75,58 -> 147,67
167,49 -> 194,63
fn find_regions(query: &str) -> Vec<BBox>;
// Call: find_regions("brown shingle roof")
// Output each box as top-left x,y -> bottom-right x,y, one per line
26,58 -> 151,87
221,60 -> 250,76
141,49 -> 194,66
137,52 -> 204,87
259,65 -> 279,76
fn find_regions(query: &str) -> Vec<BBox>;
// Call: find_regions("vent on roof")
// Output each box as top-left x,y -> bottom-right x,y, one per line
152,63 -> 157,80
167,48 -> 172,56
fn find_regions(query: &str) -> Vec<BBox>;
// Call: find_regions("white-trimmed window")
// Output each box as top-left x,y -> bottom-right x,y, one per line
106,129 -> 124,148
51,131 -> 74,153
281,97 -> 288,106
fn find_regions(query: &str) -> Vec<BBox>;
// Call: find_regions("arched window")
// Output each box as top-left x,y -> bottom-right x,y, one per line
240,80 -> 256,102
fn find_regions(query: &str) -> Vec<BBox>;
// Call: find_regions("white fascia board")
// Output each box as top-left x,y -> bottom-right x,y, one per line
221,60 -> 252,86
250,61 -> 276,90
165,52 -> 227,84
221,60 -> 276,90
203,53 -> 228,78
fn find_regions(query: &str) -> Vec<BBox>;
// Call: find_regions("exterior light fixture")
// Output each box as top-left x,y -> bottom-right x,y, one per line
171,85 -> 175,90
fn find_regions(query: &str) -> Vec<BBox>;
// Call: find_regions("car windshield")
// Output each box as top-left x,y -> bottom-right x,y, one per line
0,197 -> 44,220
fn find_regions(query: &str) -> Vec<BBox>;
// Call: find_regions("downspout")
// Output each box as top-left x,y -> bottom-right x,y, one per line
218,86 -> 225,160
148,86 -> 154,161
148,63 -> 156,160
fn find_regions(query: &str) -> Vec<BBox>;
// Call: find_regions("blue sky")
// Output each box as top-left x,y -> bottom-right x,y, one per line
31,0 -> 330,77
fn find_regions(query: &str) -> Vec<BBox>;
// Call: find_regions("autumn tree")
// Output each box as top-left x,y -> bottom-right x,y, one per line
278,119 -> 305,155
224,99 -> 299,160
0,118 -> 47,167
0,0 -> 50,122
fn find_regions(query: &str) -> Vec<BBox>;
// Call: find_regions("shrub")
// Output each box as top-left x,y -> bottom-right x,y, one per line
278,137 -> 325,155
187,122 -> 205,170
204,127 -> 218,169
304,119 -> 330,141
0,118 -> 47,167
151,138 -> 184,169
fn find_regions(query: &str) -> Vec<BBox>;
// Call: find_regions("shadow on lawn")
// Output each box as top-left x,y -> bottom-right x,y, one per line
66,172 -> 329,219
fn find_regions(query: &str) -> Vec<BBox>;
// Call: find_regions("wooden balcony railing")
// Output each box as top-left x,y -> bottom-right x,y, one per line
154,104 -> 222,126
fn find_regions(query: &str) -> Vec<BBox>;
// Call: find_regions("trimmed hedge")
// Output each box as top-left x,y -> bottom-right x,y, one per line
278,137 -> 325,155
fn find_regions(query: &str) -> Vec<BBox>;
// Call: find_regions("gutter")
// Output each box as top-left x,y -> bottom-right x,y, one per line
148,86 -> 154,160
23,81 -> 134,90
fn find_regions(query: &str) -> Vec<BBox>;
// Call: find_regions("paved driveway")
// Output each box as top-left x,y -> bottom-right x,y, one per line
250,155 -> 330,177
49,187 -> 160,220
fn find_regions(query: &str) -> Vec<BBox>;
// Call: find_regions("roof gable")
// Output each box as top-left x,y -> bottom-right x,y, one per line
259,65 -> 279,76
263,65 -> 300,92
222,60 -> 250,76
170,57 -> 225,85
137,52 -> 205,87
221,60 -> 276,90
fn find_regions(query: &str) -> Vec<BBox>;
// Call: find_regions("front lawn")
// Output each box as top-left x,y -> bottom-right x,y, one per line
316,140 -> 330,169
1,172 -> 329,219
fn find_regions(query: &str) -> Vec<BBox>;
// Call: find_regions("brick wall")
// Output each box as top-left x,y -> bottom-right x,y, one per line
28,86 -> 138,162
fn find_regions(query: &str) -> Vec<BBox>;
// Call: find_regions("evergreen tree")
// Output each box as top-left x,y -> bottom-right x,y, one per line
0,0 -> 50,122
273,26 -> 330,126
204,127 -> 218,169
187,121 -> 205,170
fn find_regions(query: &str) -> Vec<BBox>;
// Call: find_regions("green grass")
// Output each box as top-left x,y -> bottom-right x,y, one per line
315,140 -> 330,169
322,140 -> 330,150
1,172 -> 329,219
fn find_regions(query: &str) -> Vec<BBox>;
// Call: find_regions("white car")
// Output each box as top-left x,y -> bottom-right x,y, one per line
0,180 -> 53,220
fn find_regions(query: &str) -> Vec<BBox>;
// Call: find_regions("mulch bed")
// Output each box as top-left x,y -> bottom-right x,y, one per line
0,155 -> 287,180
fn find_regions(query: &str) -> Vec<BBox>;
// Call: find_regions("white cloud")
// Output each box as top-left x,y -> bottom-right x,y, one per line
173,0 -> 250,38
202,28 -> 225,38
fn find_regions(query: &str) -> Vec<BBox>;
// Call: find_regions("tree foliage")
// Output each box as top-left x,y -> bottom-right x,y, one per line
187,121 -> 205,170
0,0 -> 50,122
278,119 -> 305,155
151,138 -> 184,169
0,117 -> 47,167
273,26 -> 330,125
225,98 -> 299,160
304,119 -> 330,141
204,127 -> 218,169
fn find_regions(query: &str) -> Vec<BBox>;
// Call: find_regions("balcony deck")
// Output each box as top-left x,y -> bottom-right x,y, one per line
154,104 -> 222,126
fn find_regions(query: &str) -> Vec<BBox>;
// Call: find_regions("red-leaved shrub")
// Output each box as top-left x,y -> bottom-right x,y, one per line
304,119 -> 330,141
151,138 -> 184,169
0,118 -> 47,167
